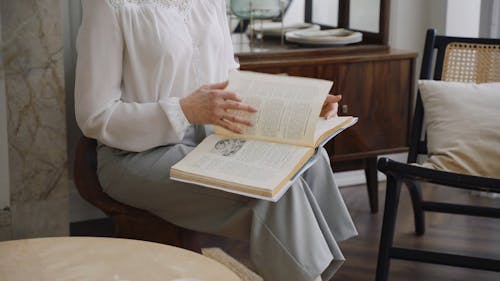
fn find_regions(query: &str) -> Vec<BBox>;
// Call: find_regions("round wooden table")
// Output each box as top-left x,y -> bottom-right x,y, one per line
0,237 -> 241,281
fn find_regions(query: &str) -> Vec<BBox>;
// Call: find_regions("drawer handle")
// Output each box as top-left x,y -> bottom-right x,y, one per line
342,104 -> 349,114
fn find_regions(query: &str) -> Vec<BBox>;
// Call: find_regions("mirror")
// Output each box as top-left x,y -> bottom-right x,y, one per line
311,0 -> 339,27
349,0 -> 380,33
305,0 -> 390,45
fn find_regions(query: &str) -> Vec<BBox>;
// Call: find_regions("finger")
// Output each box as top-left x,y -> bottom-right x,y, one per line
222,114 -> 254,127
324,103 -> 339,119
207,80 -> 229,90
218,119 -> 243,134
320,103 -> 335,117
324,109 -> 339,119
324,94 -> 342,104
216,91 -> 241,102
223,100 -> 258,112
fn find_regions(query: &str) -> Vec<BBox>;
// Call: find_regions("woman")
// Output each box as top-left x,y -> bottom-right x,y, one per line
75,1 -> 357,280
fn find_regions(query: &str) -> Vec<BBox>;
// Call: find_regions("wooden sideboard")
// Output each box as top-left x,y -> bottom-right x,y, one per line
235,43 -> 417,212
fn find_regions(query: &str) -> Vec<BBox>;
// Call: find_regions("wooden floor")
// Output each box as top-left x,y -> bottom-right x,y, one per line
334,183 -> 500,281
71,182 -> 500,281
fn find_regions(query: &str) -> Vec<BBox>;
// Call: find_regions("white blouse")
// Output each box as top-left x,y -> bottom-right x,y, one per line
75,0 -> 238,152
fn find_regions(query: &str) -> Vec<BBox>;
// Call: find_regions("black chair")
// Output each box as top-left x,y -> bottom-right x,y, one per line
375,29 -> 500,281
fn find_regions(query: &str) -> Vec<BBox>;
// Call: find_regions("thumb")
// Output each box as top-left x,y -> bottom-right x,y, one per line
207,80 -> 229,90
325,94 -> 342,103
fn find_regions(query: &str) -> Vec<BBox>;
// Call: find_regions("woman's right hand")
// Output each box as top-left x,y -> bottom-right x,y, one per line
180,81 -> 257,134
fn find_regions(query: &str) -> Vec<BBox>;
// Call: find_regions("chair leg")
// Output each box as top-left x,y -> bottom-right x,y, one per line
180,228 -> 202,253
365,157 -> 379,213
406,181 -> 426,236
375,175 -> 402,281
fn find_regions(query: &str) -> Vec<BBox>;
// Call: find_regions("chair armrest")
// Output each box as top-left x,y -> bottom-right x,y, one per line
377,158 -> 500,192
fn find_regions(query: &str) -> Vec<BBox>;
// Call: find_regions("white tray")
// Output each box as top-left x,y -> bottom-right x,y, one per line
286,28 -> 363,46
248,22 -> 320,37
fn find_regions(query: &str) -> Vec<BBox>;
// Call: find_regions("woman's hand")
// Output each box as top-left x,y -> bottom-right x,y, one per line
180,81 -> 257,134
320,94 -> 342,119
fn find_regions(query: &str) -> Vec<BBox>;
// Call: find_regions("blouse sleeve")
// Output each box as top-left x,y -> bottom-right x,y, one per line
217,0 -> 240,70
75,0 -> 190,152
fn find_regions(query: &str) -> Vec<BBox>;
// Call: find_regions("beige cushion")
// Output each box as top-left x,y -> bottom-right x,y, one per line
418,80 -> 500,179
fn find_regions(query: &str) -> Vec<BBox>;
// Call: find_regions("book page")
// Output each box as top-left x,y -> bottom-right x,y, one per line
313,116 -> 357,147
171,134 -> 314,197
215,71 -> 333,147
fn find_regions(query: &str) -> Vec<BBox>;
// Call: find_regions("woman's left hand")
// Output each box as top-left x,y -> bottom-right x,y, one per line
320,94 -> 342,119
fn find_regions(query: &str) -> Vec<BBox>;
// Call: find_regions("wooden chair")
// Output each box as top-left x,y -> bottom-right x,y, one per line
375,29 -> 500,281
73,136 -> 201,252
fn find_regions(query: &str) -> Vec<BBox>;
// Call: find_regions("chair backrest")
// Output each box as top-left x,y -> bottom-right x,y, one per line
73,136 -> 139,216
407,29 -> 500,163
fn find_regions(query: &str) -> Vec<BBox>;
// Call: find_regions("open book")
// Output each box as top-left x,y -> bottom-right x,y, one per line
171,71 -> 357,202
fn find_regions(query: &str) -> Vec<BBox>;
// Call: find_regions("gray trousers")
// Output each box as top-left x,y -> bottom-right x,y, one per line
97,125 -> 357,281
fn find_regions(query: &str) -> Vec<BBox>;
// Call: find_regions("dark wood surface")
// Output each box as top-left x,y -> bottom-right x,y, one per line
325,57 -> 413,160
71,183 -> 500,281
364,157 -> 379,213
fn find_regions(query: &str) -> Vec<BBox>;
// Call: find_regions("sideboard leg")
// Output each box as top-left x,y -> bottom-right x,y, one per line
365,157 -> 379,213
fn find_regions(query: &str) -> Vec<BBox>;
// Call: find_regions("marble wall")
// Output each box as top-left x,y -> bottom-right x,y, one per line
0,7 -> 12,240
0,210 -> 11,241
1,0 -> 68,239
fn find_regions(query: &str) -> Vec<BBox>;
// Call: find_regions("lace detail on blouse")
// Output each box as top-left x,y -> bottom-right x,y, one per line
108,0 -> 193,14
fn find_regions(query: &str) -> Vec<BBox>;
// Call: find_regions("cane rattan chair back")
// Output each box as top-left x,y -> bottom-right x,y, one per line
441,43 -> 500,83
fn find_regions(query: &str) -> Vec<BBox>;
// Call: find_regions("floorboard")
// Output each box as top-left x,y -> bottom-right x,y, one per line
335,183 -> 500,281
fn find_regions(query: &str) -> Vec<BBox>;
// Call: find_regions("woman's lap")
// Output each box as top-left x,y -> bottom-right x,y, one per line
97,141 -> 356,281
97,142 -> 254,240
